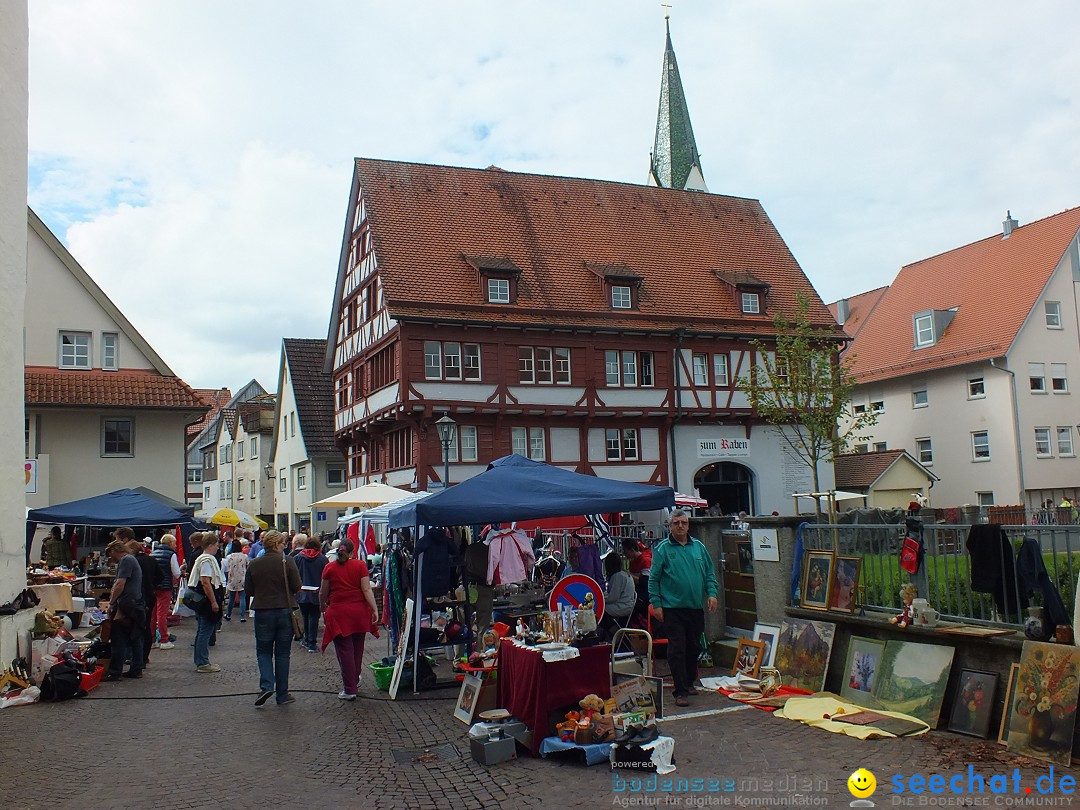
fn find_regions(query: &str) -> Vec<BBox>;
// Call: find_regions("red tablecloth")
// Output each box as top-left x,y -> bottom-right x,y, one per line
496,640 -> 611,756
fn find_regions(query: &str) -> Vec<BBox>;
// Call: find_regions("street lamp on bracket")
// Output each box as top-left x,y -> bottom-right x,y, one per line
435,414 -> 457,490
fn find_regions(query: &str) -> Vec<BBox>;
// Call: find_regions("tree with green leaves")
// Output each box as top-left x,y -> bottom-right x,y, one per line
739,292 -> 878,496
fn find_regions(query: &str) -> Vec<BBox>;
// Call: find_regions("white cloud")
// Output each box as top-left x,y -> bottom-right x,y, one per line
27,0 -> 1080,388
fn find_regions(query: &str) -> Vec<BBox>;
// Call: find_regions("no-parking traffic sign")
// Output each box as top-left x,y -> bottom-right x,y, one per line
547,574 -> 605,619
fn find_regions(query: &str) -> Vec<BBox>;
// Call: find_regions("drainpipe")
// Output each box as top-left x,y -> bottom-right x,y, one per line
989,358 -> 1026,506
670,329 -> 685,492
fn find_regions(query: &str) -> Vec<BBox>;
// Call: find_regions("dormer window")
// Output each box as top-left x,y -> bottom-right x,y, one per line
913,308 -> 957,349
741,292 -> 760,314
914,313 -> 934,346
586,263 -> 642,311
611,285 -> 632,309
714,270 -> 770,316
465,255 -> 521,305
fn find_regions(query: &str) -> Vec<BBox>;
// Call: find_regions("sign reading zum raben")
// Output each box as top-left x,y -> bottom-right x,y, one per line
698,438 -> 750,458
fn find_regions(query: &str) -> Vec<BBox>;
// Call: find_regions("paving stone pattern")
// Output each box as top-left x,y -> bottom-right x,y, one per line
0,617 -> 1075,809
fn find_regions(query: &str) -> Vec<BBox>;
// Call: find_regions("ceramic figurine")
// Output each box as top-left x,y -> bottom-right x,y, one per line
890,583 -> 917,629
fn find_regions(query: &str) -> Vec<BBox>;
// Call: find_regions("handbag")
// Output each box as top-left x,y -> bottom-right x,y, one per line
283,557 -> 303,640
899,535 -> 923,575
183,580 -> 209,613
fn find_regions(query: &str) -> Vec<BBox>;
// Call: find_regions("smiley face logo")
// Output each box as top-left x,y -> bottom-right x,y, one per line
848,768 -> 876,798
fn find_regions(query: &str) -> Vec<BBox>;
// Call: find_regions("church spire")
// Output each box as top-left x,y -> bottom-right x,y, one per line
648,18 -> 708,192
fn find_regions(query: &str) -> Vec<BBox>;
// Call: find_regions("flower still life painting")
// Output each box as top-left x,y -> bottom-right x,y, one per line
947,669 -> 997,738
1006,641 -> 1080,765
774,618 -> 836,692
840,636 -> 886,706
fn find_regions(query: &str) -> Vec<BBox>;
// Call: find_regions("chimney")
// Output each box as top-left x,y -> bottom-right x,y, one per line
835,299 -> 850,326
1002,210 -> 1018,238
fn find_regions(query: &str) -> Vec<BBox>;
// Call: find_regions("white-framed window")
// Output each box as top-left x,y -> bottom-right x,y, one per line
535,348 -> 553,384
873,442 -> 887,451
443,342 -> 463,381
1051,363 -> 1068,393
1030,362 -> 1046,393
464,344 -> 481,381
487,277 -> 510,303
426,341 -> 480,381
290,412 -> 296,436
226,480 -> 232,498
1046,301 -> 1062,328
976,492 -> 995,507
914,313 -> 934,347
101,332 -> 118,371
775,357 -> 790,386
1058,427 -> 1075,457
741,292 -> 760,314
424,341 -> 442,379
870,398 -> 884,413
237,442 -> 244,461
1035,427 -> 1053,457
297,467 -> 306,490
916,437 -> 933,465
713,354 -> 730,387
967,377 -> 985,399
611,285 -> 632,309
237,477 -> 245,499
604,428 -> 640,461
972,431 -> 990,461
327,466 -> 346,487
511,427 -> 545,460
219,482 -> 225,499
250,479 -> 256,499
460,426 -> 478,462
59,331 -> 91,369
102,417 -> 133,457
187,468 -> 203,484
250,436 -> 258,458
692,353 -> 708,386
517,347 -> 569,385
279,469 -> 286,492
853,403 -> 867,414
605,351 -> 653,387
204,486 -> 210,500
518,347 -> 534,383
854,444 -> 868,454
912,387 -> 928,408
554,348 -> 571,384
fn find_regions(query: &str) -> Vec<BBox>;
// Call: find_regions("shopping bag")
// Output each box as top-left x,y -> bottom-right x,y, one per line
172,581 -> 196,618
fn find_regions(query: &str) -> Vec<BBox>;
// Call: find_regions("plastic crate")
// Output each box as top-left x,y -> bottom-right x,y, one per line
369,655 -> 435,692
79,665 -> 104,692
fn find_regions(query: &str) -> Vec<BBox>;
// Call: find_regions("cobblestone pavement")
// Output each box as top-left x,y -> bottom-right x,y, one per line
1,617 -> 1076,810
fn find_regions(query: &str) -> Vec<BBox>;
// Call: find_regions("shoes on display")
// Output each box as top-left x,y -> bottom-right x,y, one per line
195,664 -> 221,673
614,724 -> 641,745
277,694 -> 296,705
629,725 -> 659,746
255,690 -> 274,706
337,690 -> 356,701
159,642 -> 175,650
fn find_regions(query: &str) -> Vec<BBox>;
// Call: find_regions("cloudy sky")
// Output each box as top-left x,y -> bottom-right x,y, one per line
28,1 -> 1080,391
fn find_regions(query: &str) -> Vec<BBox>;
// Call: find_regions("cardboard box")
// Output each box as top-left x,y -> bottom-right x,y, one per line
470,734 -> 517,766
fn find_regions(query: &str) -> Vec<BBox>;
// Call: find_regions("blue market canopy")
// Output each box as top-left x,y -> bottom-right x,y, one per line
27,488 -> 193,527
386,454 -> 675,528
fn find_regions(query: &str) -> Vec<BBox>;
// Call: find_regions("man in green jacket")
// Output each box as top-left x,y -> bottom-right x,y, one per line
648,510 -> 718,706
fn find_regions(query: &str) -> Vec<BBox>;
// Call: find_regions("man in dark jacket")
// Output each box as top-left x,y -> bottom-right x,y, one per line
126,538 -> 162,667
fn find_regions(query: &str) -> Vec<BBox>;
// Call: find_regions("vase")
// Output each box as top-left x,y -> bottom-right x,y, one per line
1028,708 -> 1054,749
1024,606 -> 1045,640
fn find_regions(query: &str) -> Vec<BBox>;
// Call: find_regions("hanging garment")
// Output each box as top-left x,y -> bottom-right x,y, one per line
464,536 -> 490,586
534,556 -> 564,589
576,543 -> 605,588
1016,536 -> 1067,636
486,529 -> 536,585
416,527 -> 454,598
966,524 -> 1022,620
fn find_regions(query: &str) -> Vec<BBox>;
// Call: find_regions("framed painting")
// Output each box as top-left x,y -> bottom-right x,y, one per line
800,550 -> 835,611
454,672 -> 484,724
1007,641 -> 1080,766
774,619 -> 836,692
735,541 -> 754,576
840,636 -> 886,706
998,663 -> 1020,745
947,669 -> 998,739
732,638 -> 766,678
752,623 -> 781,669
828,556 -> 861,613
872,640 -> 955,727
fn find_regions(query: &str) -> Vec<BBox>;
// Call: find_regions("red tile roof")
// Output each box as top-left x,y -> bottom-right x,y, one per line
828,286 -> 888,340
354,159 -> 838,332
187,388 -> 232,440
26,368 -> 207,409
848,207 -> 1080,383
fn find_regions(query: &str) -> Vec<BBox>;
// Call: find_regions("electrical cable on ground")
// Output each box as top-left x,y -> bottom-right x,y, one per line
85,689 -> 457,701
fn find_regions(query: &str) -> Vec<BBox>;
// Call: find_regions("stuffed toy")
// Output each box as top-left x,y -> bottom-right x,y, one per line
578,693 -> 604,718
890,583 -> 917,629
556,711 -> 580,742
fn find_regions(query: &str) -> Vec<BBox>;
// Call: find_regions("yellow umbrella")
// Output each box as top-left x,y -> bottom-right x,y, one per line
195,507 -> 268,530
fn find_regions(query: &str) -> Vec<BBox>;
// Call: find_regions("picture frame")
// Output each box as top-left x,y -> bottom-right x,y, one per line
947,668 -> 998,739
998,663 -> 1020,745
732,638 -> 766,678
735,541 -> 754,576
840,636 -> 886,706
800,550 -> 835,611
828,555 -> 861,613
752,623 -> 781,669
1007,641 -> 1080,766
454,672 -> 484,724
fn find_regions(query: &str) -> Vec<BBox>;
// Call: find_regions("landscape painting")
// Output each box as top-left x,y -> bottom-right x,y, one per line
774,618 -> 836,693
870,640 -> 955,727
840,636 -> 886,707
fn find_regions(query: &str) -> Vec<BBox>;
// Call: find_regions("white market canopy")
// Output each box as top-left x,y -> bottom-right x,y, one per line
338,491 -> 433,525
311,482 -> 413,509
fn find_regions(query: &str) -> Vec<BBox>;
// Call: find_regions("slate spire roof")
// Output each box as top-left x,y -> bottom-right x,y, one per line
649,19 -> 707,192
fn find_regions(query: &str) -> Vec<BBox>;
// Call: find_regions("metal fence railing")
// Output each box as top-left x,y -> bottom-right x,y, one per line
799,523 -> 1080,628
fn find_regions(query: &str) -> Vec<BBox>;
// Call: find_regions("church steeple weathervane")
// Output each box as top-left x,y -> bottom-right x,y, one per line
648,8 -> 708,192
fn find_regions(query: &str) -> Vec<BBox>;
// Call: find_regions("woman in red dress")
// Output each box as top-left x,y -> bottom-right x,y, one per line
319,539 -> 379,700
